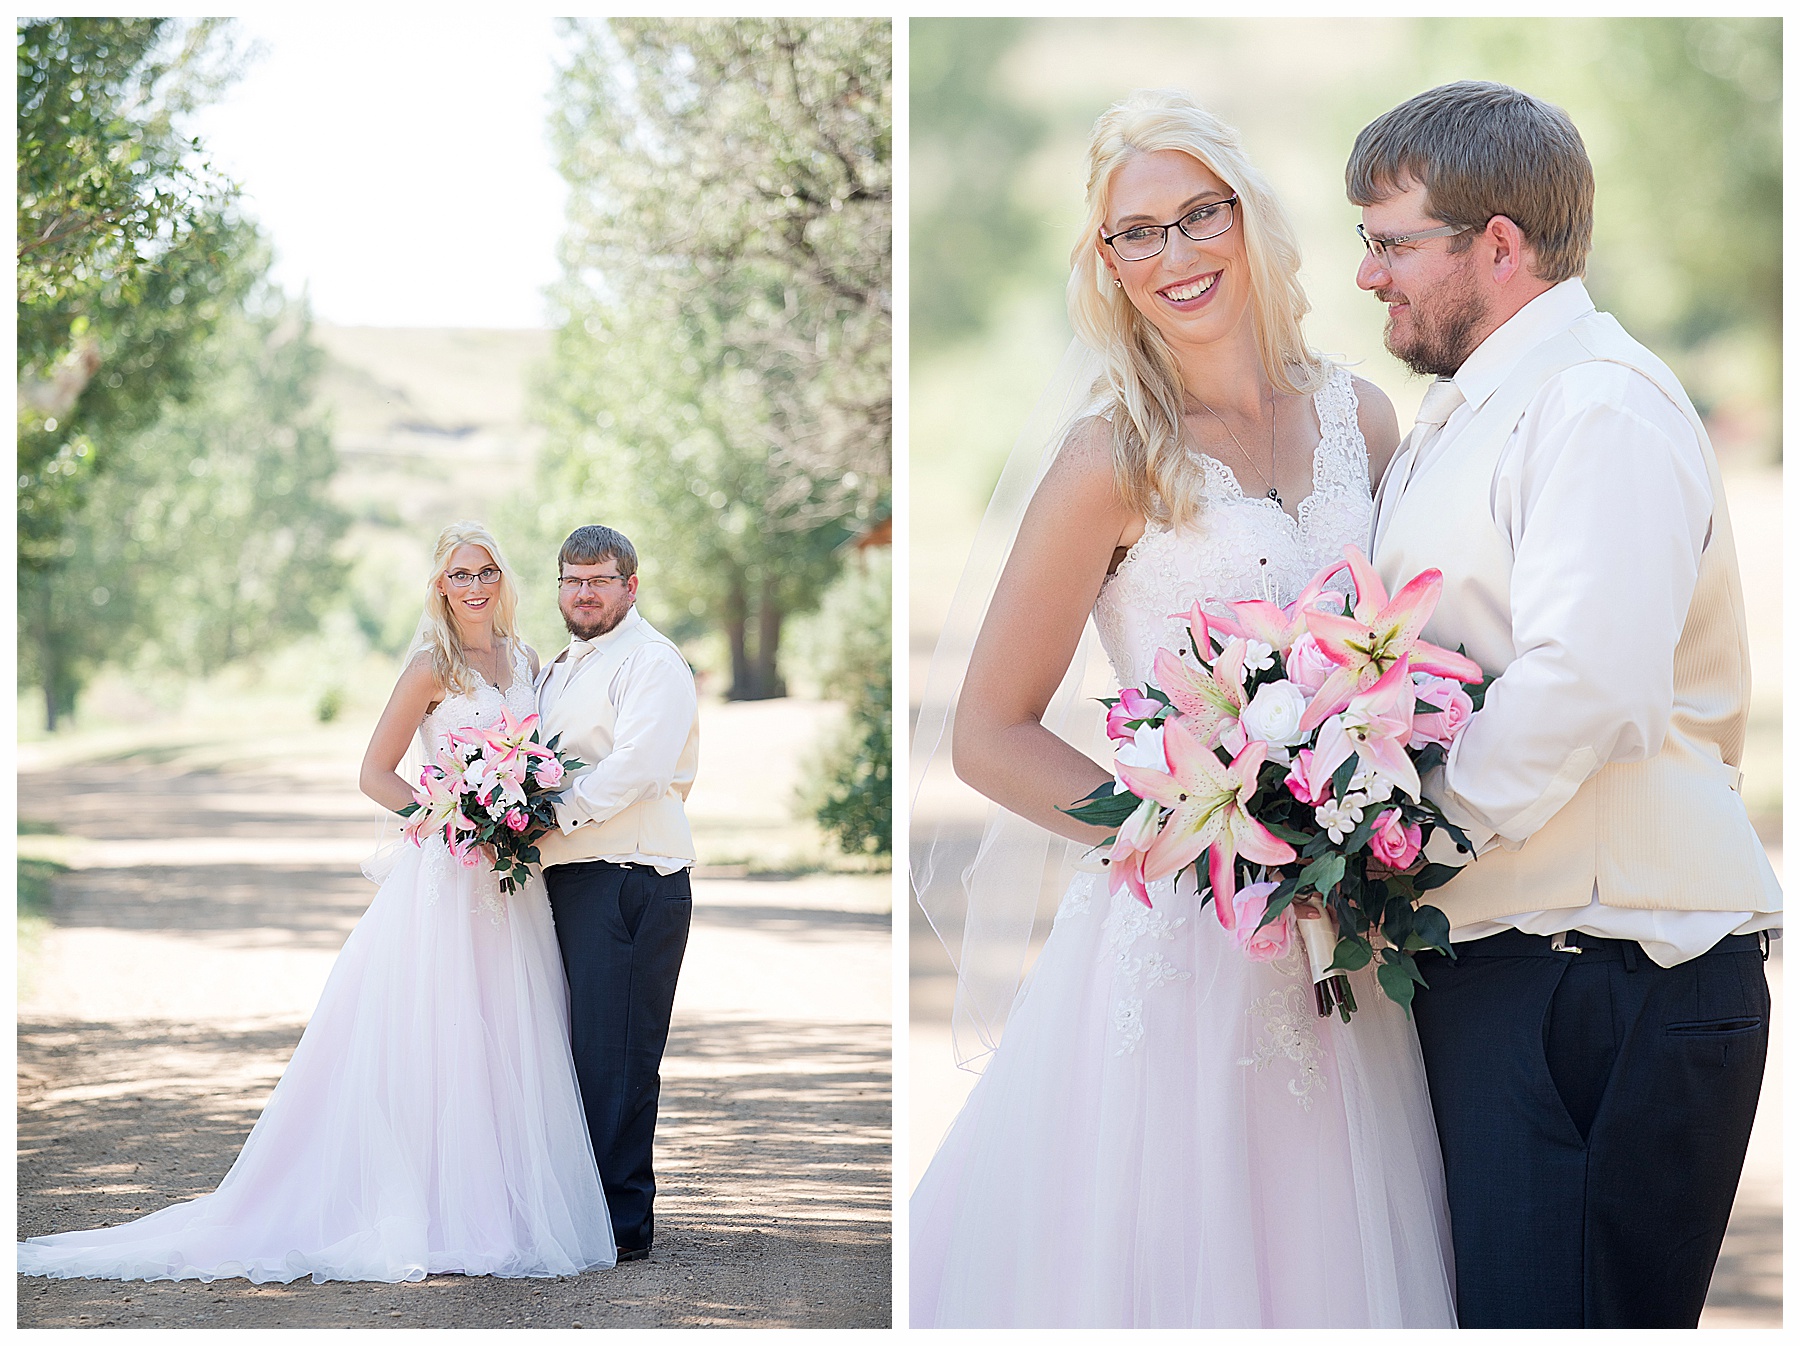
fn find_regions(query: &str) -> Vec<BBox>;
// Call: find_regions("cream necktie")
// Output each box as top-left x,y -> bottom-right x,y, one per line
1409,377 -> 1467,470
544,638 -> 595,712
1375,378 -> 1466,553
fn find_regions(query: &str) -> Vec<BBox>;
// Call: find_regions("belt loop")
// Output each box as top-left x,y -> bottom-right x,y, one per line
1621,940 -> 1639,973
1759,931 -> 1772,962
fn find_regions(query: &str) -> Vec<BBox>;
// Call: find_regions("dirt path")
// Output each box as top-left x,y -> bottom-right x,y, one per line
18,703 -> 891,1329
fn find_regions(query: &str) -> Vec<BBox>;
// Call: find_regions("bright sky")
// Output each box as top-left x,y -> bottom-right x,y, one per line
189,16 -> 572,329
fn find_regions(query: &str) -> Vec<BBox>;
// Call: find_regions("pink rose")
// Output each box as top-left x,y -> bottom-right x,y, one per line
1230,880 -> 1293,961
1408,675 -> 1475,750
1284,631 -> 1338,695
1106,688 -> 1159,743
1369,808 -> 1423,870
533,757 -> 566,789
504,808 -> 529,832
1285,748 -> 1329,805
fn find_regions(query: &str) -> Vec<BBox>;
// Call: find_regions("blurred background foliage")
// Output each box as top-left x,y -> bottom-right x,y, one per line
912,18 -> 1780,473
16,18 -> 344,729
17,17 -> 893,862
526,17 -> 890,704
909,15 -> 1780,825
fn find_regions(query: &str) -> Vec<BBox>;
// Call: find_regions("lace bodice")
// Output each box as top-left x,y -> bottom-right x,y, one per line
1093,365 -> 1371,688
418,640 -> 537,758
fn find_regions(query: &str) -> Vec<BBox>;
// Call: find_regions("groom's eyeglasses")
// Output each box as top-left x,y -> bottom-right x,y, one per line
445,567 -> 502,588
1356,221 -> 1471,265
1102,197 -> 1239,262
560,574 -> 625,592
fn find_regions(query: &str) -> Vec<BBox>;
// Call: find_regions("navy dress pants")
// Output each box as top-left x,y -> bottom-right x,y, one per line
545,860 -> 692,1253
1412,928 -> 1768,1328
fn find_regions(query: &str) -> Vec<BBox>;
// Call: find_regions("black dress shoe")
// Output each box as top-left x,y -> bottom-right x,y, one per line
615,1246 -> 650,1263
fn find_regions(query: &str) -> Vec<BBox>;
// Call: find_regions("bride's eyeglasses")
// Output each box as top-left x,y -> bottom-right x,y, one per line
1102,197 -> 1239,262
444,567 -> 503,588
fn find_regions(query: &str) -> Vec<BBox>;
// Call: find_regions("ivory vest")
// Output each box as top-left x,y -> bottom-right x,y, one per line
1373,310 -> 1780,924
535,615 -> 698,869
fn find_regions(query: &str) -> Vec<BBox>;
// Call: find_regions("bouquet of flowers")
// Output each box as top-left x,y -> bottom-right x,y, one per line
1066,546 -> 1491,1020
399,707 -> 585,894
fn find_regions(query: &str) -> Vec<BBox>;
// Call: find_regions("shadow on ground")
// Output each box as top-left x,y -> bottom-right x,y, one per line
18,1015 -> 890,1328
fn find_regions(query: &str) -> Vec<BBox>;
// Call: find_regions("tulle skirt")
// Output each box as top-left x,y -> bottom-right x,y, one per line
17,839 -> 616,1283
911,870 -> 1456,1327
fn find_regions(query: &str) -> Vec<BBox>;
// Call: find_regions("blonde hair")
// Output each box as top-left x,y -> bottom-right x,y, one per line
1067,89 -> 1329,527
418,520 -> 521,698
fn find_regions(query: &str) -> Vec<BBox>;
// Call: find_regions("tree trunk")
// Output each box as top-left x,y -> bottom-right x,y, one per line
723,572 -> 751,701
32,579 -> 61,732
752,590 -> 786,700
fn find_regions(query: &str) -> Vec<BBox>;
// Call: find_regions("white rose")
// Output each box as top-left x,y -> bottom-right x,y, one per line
1113,723 -> 1169,794
1239,679 -> 1310,749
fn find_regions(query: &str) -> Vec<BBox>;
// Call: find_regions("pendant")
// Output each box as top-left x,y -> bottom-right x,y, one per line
1267,487 -> 1283,505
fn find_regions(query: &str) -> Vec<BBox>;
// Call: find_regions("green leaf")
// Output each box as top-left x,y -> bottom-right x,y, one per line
397,803 -> 420,818
1377,960 -> 1418,1015
1298,852 -> 1345,898
1410,903 -> 1452,953
1264,820 -> 1311,845
1412,863 -> 1464,892
1254,875 -> 1301,931
1327,936 -> 1371,972
1413,742 -> 1446,777
1330,753 -> 1358,800
1060,789 -> 1143,828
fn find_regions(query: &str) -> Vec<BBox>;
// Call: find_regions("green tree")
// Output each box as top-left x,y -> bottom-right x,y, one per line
909,19 -> 1046,354
540,18 -> 890,699
21,268 -> 348,721
18,17 -> 257,724
795,547 -> 891,856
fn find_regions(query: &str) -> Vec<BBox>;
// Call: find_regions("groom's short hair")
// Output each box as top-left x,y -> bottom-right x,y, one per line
559,525 -> 638,579
1347,80 -> 1593,284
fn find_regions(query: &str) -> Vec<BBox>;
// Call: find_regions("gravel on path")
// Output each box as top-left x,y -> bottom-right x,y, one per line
18,742 -> 892,1329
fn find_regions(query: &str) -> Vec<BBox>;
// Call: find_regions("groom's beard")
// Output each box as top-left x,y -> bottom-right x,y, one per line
561,594 -> 633,641
1381,263 -> 1489,379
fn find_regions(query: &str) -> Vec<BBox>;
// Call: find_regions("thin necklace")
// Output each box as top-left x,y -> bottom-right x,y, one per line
1192,388 -> 1281,507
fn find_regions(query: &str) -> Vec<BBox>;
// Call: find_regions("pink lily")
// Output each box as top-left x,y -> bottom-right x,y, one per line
1299,546 -> 1484,732
1305,656 -> 1423,803
1169,601 -> 1218,662
1205,559 -> 1348,653
1117,718 -> 1296,929
1105,687 -> 1162,743
1106,796 -> 1162,908
1153,639 -> 1248,750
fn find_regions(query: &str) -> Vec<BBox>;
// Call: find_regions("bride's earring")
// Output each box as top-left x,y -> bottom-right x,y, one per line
1113,278 -> 1123,289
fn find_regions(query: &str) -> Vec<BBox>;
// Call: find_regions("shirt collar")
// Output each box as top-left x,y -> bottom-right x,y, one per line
1451,277 -> 1595,413
585,603 -> 642,653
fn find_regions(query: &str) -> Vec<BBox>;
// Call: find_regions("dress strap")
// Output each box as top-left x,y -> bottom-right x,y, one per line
1309,364 -> 1371,496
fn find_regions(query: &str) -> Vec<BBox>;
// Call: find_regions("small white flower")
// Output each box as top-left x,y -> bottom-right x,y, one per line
1242,639 -> 1277,675
1341,790 -> 1372,811
1349,769 -> 1395,803
1314,799 -> 1364,844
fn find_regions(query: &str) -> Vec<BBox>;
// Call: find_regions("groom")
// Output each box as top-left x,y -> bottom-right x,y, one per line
1350,82 -> 1780,1328
535,524 -> 700,1263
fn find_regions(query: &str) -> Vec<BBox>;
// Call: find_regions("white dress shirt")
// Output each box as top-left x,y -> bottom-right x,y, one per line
539,609 -> 698,876
1399,280 -> 1777,964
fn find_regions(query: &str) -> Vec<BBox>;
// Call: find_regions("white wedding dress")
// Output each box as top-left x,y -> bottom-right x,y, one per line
911,367 -> 1457,1327
18,641 -> 616,1283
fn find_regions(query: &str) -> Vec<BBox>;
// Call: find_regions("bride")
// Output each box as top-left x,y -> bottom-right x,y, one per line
17,521 -> 616,1283
910,90 -> 1456,1326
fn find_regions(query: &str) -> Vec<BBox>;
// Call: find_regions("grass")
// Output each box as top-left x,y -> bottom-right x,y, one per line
18,854 -> 66,1001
